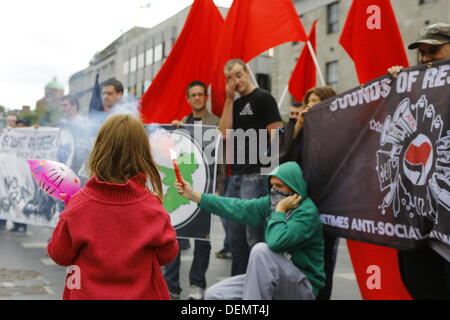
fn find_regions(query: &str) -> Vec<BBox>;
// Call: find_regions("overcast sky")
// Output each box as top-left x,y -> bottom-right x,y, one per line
0,0 -> 232,111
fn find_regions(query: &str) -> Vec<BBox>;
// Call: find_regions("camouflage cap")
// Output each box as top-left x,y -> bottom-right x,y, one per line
408,23 -> 450,49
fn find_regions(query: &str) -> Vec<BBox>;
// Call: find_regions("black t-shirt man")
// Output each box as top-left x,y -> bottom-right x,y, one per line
231,87 -> 282,175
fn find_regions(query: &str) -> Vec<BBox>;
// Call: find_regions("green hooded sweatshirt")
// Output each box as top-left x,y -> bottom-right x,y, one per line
199,161 -> 325,296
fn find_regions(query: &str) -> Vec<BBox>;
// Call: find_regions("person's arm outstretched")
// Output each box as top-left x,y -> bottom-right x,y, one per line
175,179 -> 267,227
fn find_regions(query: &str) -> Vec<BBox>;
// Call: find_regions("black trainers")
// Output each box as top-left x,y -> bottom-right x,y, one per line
8,226 -> 27,235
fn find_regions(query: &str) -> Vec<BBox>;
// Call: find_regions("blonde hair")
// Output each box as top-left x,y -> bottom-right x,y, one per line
88,114 -> 163,201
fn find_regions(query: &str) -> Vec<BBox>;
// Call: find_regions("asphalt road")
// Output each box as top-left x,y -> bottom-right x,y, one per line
0,217 -> 361,300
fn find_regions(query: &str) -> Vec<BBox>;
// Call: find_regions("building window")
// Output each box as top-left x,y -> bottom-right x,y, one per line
145,80 -> 151,91
262,48 -> 274,57
130,57 -> 137,73
326,61 -> 339,89
256,74 -> 271,92
154,44 -> 163,62
123,60 -> 129,75
419,0 -> 434,4
164,39 -> 173,58
146,48 -> 153,66
138,53 -> 145,69
327,2 -> 339,34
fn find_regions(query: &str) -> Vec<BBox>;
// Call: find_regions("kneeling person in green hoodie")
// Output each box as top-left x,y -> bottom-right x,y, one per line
175,161 -> 325,300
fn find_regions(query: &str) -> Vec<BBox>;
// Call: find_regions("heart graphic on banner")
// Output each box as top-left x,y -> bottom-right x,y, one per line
404,141 -> 432,167
403,134 -> 433,186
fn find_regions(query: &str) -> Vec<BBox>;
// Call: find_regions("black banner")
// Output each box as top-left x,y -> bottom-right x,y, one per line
302,58 -> 450,255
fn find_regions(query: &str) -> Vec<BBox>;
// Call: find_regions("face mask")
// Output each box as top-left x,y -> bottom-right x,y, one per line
270,187 -> 294,214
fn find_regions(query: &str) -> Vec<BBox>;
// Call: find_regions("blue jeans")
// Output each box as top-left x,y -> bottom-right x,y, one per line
225,173 -> 268,276
164,239 -> 211,295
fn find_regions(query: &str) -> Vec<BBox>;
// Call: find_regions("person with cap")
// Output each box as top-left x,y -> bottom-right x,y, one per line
388,22 -> 450,300
388,22 -> 450,76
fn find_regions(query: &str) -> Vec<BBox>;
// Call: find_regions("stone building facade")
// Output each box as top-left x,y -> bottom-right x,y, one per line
69,5 -> 273,115
273,0 -> 449,118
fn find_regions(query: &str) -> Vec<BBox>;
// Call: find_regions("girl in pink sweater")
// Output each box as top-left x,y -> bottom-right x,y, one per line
47,114 -> 178,300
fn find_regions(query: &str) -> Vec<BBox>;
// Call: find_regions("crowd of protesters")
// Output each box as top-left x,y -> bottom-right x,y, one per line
1,22 -> 450,300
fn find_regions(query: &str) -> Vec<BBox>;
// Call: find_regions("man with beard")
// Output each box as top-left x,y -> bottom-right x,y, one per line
388,22 -> 450,300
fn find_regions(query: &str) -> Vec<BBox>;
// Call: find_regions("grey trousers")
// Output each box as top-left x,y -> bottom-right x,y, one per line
205,242 -> 315,300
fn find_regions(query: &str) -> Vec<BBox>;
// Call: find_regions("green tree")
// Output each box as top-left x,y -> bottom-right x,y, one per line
19,111 -> 39,126
35,103 -> 62,126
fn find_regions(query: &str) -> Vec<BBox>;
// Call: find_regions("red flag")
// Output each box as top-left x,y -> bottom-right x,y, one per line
211,0 -> 308,116
339,0 -> 409,84
339,0 -> 411,300
288,20 -> 318,103
139,0 -> 224,124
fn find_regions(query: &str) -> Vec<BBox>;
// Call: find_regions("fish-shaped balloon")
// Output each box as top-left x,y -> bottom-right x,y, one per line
26,159 -> 81,204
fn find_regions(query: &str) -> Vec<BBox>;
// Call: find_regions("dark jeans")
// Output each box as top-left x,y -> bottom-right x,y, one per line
316,230 -> 339,300
398,245 -> 450,299
220,177 -> 231,252
225,173 -> 268,276
220,218 -> 230,252
164,239 -> 211,295
13,223 -> 27,231
0,220 -> 27,231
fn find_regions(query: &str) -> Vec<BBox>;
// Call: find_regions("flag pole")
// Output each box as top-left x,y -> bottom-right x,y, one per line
306,40 -> 326,86
246,63 -> 260,88
278,85 -> 289,108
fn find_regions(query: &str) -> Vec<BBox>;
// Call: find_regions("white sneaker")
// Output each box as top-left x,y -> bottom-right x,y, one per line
187,285 -> 204,300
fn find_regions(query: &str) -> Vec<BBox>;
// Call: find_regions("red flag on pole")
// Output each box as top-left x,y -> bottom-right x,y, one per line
339,0 -> 409,83
139,0 -> 224,124
288,20 -> 318,103
339,0 -> 411,300
211,0 -> 308,116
